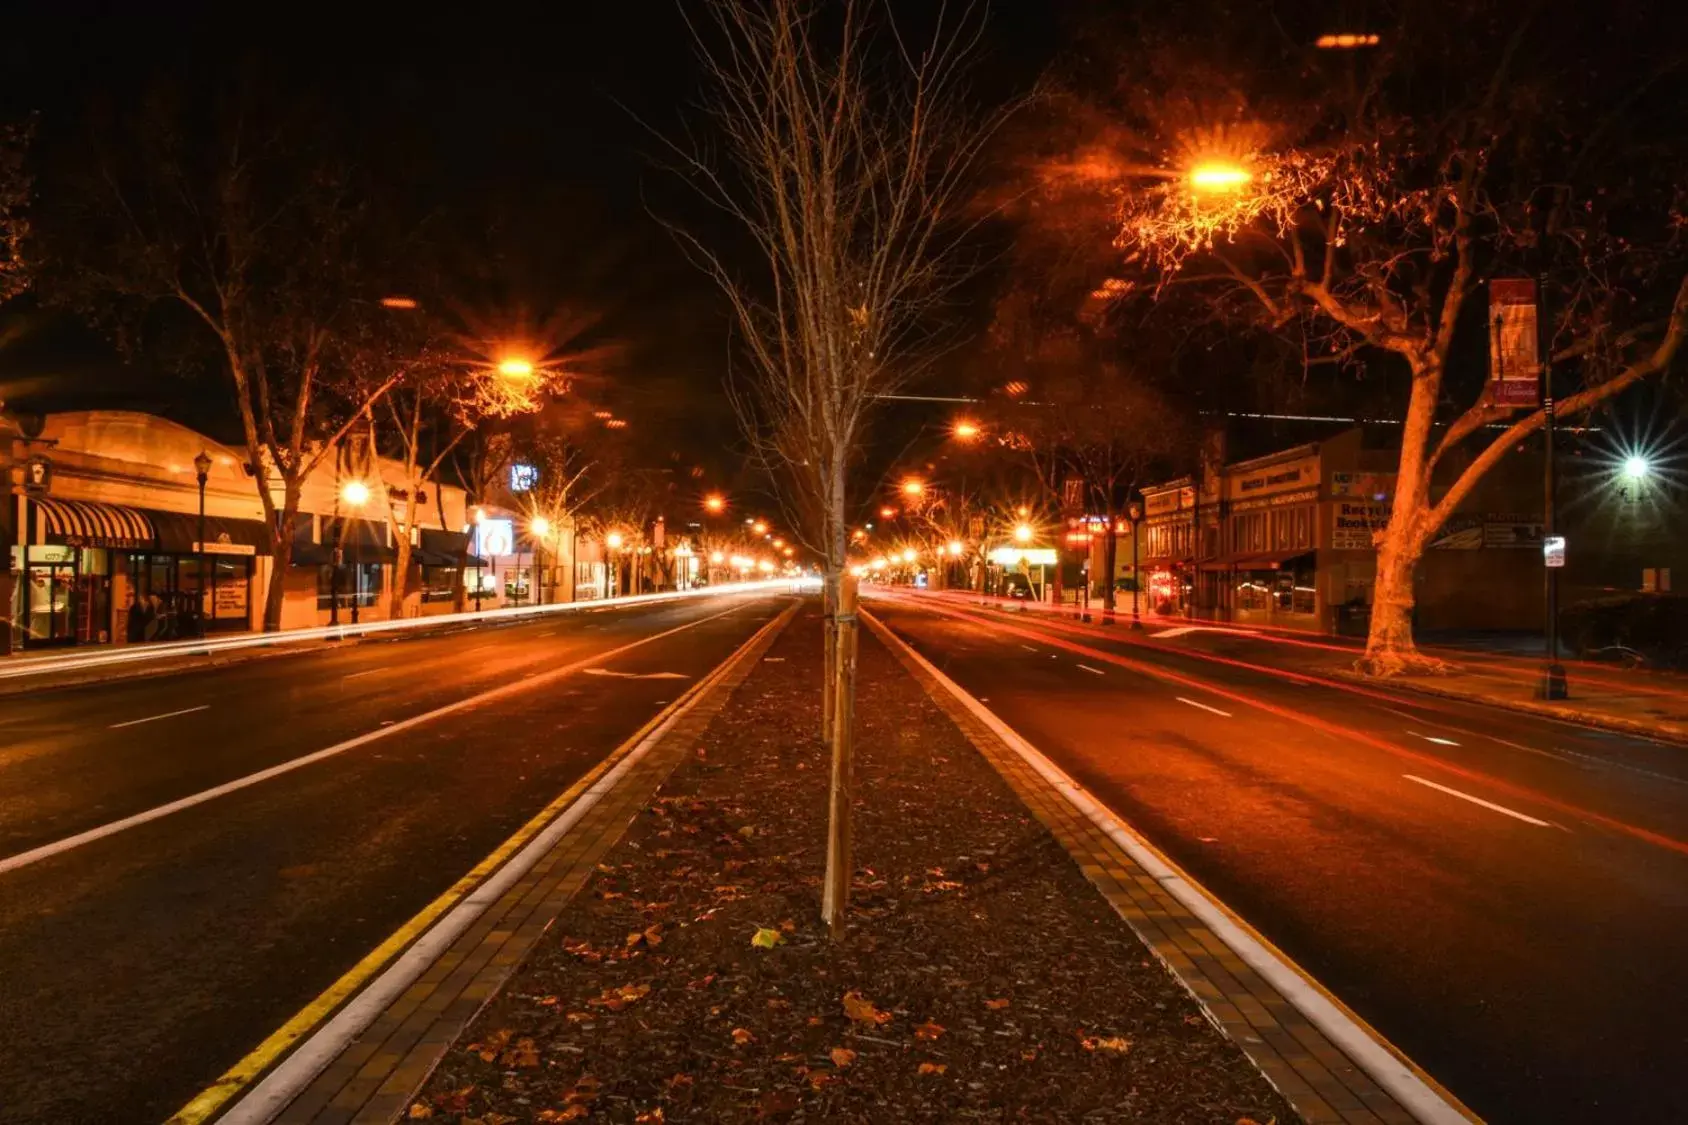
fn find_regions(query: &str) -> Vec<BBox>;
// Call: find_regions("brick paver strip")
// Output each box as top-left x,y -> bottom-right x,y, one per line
262,602 -> 797,1125
863,610 -> 1448,1125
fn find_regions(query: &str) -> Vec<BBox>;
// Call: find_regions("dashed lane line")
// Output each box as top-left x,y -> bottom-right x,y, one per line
109,705 -> 210,729
1175,696 -> 1233,718
1403,774 -> 1551,827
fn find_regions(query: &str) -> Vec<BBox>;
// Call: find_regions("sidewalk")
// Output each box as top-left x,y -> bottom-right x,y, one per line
917,589 -> 1688,744
382,609 -> 1379,1123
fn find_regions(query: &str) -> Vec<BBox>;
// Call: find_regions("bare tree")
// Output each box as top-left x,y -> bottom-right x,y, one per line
670,0 -> 1000,929
42,86 -> 404,630
1088,3 -> 1688,674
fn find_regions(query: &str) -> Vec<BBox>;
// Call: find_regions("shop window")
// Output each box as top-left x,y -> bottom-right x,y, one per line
1235,578 -> 1271,612
421,566 -> 460,603
317,563 -> 384,610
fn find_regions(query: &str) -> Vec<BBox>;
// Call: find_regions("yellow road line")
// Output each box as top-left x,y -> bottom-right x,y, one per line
168,600 -> 789,1125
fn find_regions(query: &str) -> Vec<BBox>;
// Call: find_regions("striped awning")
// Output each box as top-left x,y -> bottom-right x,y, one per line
35,498 -> 156,549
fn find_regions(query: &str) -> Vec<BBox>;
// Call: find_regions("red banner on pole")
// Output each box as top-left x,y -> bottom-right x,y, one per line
1489,278 -> 1541,407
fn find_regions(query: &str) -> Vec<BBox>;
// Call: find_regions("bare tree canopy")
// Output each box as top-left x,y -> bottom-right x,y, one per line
1057,0 -> 1688,673
0,117 -> 31,306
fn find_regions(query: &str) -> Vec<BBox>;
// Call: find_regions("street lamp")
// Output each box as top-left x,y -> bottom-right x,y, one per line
497,357 -> 535,379
703,493 -> 726,514
606,531 -> 624,598
193,450 -> 212,638
1624,455 -> 1650,481
952,419 -> 980,441
340,480 -> 369,624
472,508 -> 486,611
751,520 -> 768,536
1013,523 -> 1033,544
1127,500 -> 1145,629
901,478 -> 925,498
1188,161 -> 1253,193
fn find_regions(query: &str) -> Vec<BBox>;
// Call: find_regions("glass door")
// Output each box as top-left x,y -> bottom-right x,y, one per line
25,563 -> 76,646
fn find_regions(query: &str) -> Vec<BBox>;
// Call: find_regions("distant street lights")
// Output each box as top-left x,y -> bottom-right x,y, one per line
340,480 -> 370,624
952,419 -> 980,441
531,516 -> 552,604
1188,162 -> 1253,193
704,493 -> 726,514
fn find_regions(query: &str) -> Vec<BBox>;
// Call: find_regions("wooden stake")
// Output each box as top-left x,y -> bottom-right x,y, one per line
821,573 -> 859,938
822,574 -> 836,744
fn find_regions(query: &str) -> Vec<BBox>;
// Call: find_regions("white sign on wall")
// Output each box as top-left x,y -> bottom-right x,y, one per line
474,518 -> 515,558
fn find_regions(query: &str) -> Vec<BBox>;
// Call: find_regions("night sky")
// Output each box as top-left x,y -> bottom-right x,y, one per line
0,2 -> 1060,512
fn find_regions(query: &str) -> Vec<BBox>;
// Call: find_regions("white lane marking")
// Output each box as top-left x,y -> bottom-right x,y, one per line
536,630 -> 557,637
1175,696 -> 1232,718
763,657 -> 786,662
1019,644 -> 1038,652
0,604 -> 755,878
1402,774 -> 1550,827
340,669 -> 379,681
1076,663 -> 1106,676
109,705 -> 209,729
861,611 -> 1474,1125
582,668 -> 689,680
212,605 -> 793,1125
1410,732 -> 1461,747
1152,627 -> 1201,638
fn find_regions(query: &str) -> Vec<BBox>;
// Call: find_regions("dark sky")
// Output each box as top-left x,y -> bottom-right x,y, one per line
1,1 -> 1060,514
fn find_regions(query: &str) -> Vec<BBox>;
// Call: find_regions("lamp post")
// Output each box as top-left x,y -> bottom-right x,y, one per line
1127,500 -> 1144,629
340,480 -> 370,625
606,531 -> 624,598
531,516 -> 551,605
193,450 -> 212,637
472,507 -> 486,612
1539,303 -> 1568,700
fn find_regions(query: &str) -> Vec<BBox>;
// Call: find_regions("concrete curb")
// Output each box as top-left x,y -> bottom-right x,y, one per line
863,608 -> 1483,1125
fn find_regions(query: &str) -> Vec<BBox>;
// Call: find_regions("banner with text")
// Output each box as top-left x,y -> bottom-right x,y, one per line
1489,278 -> 1541,407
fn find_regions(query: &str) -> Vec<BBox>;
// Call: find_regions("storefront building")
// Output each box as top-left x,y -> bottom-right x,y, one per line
4,410 -> 500,651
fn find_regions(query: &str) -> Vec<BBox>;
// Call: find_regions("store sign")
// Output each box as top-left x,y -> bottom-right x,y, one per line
1489,279 -> 1541,407
1061,477 -> 1085,515
1429,516 -> 1484,550
1543,536 -> 1566,568
1235,460 -> 1311,496
214,575 -> 248,616
474,518 -> 515,557
1329,471 -> 1395,501
509,463 -> 539,493
1484,520 -> 1543,549
1332,501 -> 1390,550
194,534 -> 257,556
1144,486 -> 1193,518
22,456 -> 52,496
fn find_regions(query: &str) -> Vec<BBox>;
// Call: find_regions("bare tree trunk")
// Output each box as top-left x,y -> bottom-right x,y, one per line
1102,516 -> 1119,621
822,576 -> 836,744
823,572 -> 859,939
390,532 -> 413,620
261,482 -> 300,632
1360,369 -> 1440,675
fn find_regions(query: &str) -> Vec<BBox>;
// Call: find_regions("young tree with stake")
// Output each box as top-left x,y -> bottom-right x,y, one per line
672,0 -> 999,932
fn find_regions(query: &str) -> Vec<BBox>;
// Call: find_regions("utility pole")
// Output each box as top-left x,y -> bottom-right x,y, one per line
1537,276 -> 1568,700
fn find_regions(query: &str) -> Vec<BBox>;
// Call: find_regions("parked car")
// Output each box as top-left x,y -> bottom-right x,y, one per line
1001,573 -> 1035,601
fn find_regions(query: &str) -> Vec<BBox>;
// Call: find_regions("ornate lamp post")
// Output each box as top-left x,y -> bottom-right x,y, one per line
1127,499 -> 1144,629
193,450 -> 212,636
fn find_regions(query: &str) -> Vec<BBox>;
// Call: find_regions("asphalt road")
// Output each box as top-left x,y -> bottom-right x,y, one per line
867,591 -> 1688,1125
0,592 -> 786,1124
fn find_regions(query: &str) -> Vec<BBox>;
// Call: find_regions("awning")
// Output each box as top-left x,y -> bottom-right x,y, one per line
417,528 -> 486,568
36,498 -> 155,549
146,510 -> 269,556
1232,550 -> 1314,571
291,518 -> 397,566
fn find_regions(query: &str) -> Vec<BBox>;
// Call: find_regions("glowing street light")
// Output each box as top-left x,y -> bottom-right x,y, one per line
606,531 -> 624,550
947,540 -> 964,557
901,478 -> 926,497
901,547 -> 917,563
952,419 -> 980,441
497,357 -> 536,379
1624,455 -> 1651,481
751,520 -> 769,536
1315,32 -> 1380,48
710,551 -> 725,564
703,493 -> 726,514
1188,162 -> 1253,193
879,506 -> 896,519
772,537 -> 785,549
530,516 -> 551,538
1013,523 -> 1033,544
340,480 -> 371,507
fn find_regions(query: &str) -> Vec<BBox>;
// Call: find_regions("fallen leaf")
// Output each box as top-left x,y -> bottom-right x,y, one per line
842,991 -> 892,1025
468,1028 -> 512,1062
1235,1119 -> 1275,1125
917,1062 -> 947,1076
738,825 -> 756,838
537,1108 -> 588,1123
482,1116 -> 518,1125
830,1047 -> 857,1068
588,983 -> 651,1010
806,1069 -> 835,1091
643,924 -> 663,946
778,918 -> 797,932
634,1109 -> 666,1123
500,1037 -> 540,1067
534,995 -> 560,1007
751,927 -> 783,949
436,1087 -> 476,1114
626,931 -> 645,949
806,1016 -> 824,1027
914,1021 -> 946,1041
668,1073 -> 695,1089
1080,1034 -> 1132,1053
405,1105 -> 433,1120
732,1027 -> 755,1045
985,998 -> 1010,1011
